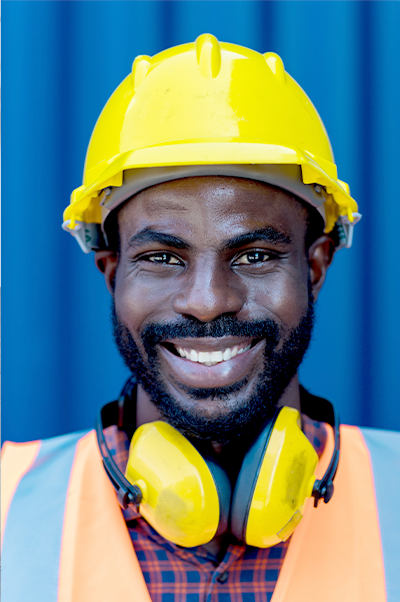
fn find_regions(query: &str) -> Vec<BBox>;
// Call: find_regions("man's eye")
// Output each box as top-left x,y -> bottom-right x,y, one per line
234,251 -> 271,265
145,252 -> 182,265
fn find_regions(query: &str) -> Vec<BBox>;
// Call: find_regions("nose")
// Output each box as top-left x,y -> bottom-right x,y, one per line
172,258 -> 245,322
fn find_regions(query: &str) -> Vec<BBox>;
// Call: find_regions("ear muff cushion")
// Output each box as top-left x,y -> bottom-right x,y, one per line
125,421 -> 222,547
204,457 -> 232,536
230,409 -> 279,542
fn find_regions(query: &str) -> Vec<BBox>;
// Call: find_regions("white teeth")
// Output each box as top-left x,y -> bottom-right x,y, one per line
211,351 -> 223,363
223,348 -> 232,361
198,351 -> 211,363
231,345 -> 239,359
174,342 -> 253,365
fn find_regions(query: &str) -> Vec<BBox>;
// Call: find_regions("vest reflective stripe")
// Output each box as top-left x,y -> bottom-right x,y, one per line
2,432 -> 83,602
2,426 -> 399,601
1,439 -> 41,547
2,434 -> 81,602
360,428 -> 400,602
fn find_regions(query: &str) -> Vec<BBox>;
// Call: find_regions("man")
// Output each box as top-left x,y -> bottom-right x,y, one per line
2,35 -> 399,601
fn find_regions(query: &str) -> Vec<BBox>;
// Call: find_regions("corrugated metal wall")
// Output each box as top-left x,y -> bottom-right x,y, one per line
3,1 -> 400,442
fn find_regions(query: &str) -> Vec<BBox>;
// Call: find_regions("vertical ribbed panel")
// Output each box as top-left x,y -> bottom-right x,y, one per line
2,1 -> 400,442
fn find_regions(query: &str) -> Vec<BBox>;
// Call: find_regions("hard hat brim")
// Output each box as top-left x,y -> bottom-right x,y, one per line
64,142 -> 357,234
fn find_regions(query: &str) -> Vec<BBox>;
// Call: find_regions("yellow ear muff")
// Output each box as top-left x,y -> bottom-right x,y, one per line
231,407 -> 318,547
125,410 -> 318,548
125,421 -> 229,547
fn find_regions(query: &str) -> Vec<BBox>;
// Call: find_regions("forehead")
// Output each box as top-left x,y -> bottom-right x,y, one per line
117,176 -> 308,244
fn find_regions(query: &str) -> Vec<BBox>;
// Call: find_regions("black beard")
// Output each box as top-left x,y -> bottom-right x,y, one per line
111,296 -> 314,444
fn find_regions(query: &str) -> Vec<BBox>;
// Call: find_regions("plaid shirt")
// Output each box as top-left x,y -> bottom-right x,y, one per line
104,414 -> 327,601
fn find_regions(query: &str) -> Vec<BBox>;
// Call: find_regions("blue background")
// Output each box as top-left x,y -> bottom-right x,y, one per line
3,1 -> 400,443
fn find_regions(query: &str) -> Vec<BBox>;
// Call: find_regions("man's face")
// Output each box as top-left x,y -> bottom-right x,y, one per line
108,176 -> 322,442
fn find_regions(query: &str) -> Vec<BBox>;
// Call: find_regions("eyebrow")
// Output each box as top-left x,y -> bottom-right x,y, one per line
128,225 -> 291,252
223,227 -> 291,250
128,228 -> 191,250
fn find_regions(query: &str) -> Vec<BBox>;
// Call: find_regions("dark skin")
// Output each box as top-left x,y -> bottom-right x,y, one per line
96,176 -> 334,557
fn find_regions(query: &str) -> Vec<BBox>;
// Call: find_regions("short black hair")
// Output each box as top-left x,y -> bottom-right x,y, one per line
304,205 -> 326,251
103,209 -> 121,253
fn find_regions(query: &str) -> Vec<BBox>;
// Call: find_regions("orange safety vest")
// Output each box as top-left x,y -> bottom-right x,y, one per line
2,425 -> 399,602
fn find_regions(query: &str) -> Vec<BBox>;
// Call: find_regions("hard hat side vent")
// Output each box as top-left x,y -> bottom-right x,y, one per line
131,55 -> 151,92
264,53 -> 286,84
195,33 -> 221,79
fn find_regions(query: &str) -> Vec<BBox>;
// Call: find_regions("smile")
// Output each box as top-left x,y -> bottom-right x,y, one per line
159,337 -> 265,389
174,342 -> 252,366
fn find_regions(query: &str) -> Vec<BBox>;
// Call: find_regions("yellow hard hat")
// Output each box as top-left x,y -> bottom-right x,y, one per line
63,33 -> 360,253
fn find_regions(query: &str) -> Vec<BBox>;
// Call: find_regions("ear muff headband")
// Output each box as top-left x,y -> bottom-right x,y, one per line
299,385 -> 340,507
96,399 -> 143,510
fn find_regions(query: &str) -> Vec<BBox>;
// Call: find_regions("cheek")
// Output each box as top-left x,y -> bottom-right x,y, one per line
245,270 -> 310,328
114,270 -> 178,333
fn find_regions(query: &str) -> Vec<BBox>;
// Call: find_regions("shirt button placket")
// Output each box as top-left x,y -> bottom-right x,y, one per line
206,569 -> 229,601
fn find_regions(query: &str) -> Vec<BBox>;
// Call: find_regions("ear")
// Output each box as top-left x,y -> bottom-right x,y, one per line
308,235 -> 335,301
94,250 -> 118,295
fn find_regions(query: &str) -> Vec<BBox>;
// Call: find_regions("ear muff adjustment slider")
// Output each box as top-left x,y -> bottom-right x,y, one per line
312,479 -> 335,507
116,482 -> 142,511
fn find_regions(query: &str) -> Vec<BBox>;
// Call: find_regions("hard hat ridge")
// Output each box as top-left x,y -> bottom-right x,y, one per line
131,55 -> 151,91
196,33 -> 222,79
264,52 -> 286,84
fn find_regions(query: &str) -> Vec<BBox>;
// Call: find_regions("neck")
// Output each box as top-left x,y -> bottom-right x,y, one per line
276,373 -> 301,411
136,385 -> 164,427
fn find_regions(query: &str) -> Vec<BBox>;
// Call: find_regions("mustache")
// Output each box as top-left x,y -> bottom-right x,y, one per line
140,314 -> 281,357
